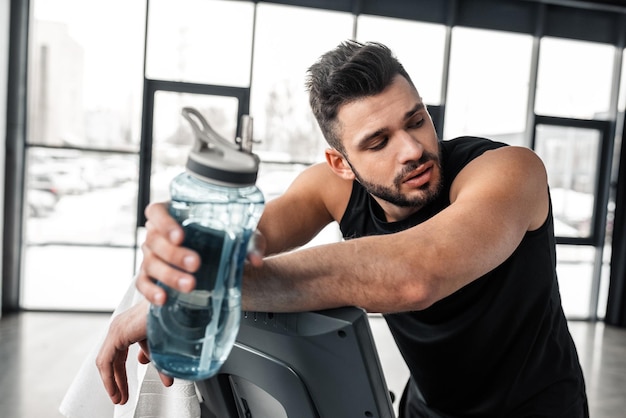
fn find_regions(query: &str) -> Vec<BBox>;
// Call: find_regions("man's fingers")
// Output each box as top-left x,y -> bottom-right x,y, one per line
138,238 -> 198,293
96,344 -> 128,404
136,257 -> 196,306
143,224 -> 200,274
96,361 -> 122,403
139,207 -> 200,302
136,340 -> 173,387
137,340 -> 151,364
113,355 -> 130,405
158,372 -> 175,387
145,202 -> 184,244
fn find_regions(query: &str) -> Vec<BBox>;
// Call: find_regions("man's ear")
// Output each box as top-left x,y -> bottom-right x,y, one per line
325,148 -> 355,180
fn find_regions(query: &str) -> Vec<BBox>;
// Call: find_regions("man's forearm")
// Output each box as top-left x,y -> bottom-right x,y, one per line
241,235 -> 425,314
242,247 -> 343,313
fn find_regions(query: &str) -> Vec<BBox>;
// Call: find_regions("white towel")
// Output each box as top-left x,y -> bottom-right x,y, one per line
59,278 -> 201,418
133,365 -> 201,418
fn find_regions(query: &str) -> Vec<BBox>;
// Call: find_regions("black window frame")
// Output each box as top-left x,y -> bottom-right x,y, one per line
137,79 -> 251,226
531,115 -> 613,247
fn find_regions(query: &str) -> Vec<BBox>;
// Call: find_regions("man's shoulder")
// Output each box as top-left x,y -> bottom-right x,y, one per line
441,136 -> 509,181
298,162 -> 352,186
442,136 -> 508,155
290,162 -> 353,221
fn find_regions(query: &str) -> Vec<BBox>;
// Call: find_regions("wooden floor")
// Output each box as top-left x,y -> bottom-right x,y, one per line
1,311 -> 625,417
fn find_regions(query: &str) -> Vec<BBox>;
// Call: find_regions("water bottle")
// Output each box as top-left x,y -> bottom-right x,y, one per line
147,107 -> 265,380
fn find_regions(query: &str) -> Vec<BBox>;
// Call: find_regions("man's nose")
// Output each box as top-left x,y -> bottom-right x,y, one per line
396,130 -> 424,163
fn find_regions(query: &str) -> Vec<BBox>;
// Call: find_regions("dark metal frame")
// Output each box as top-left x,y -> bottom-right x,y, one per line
259,0 -> 626,43
531,115 -> 613,247
3,0 -> 30,313
136,79 -> 251,226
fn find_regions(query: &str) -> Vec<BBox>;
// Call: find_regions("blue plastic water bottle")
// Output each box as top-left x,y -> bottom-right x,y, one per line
147,107 -> 265,380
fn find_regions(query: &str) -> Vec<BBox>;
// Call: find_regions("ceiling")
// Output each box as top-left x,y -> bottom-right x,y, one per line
520,0 -> 626,13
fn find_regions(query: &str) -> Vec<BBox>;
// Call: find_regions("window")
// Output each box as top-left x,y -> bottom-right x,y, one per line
25,148 -> 138,247
22,0 -> 146,310
146,0 -> 254,87
150,91 -> 240,203
356,15 -> 446,106
250,3 -> 353,164
444,27 -> 532,145
536,37 -> 614,120
23,147 -> 140,310
535,124 -> 600,239
557,245 -> 595,319
29,0 -> 144,150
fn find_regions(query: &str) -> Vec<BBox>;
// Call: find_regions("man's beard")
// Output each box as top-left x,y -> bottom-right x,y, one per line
349,150 -> 443,209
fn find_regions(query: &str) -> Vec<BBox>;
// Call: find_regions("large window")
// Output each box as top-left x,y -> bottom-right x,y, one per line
250,3 -> 353,164
536,37 -> 614,120
532,36 -> 617,319
145,0 -> 254,87
28,0 -> 145,150
22,0 -> 145,310
444,27 -> 533,145
534,123 -> 606,319
535,125 -> 601,239
16,1 -> 623,321
249,3 -> 353,245
356,15 -> 447,106
149,92 -> 241,203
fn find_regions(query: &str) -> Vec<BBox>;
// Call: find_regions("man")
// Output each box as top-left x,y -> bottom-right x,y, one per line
97,41 -> 588,417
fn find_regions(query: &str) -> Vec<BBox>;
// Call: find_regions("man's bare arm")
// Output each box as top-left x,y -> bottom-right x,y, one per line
242,146 -> 550,313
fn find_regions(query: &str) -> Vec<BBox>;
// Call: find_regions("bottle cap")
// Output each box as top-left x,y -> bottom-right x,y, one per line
182,107 -> 260,186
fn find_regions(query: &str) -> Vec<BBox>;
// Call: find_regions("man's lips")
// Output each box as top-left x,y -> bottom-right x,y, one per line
402,162 -> 434,187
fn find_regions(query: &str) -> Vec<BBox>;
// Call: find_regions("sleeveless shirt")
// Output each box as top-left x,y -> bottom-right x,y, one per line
339,137 -> 587,417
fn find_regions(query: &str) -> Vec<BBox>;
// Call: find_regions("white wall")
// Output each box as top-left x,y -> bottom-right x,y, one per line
0,0 -> 10,313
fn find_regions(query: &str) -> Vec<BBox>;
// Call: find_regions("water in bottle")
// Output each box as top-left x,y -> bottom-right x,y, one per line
147,108 -> 264,380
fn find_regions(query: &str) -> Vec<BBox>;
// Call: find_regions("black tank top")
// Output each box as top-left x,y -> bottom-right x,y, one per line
339,137 -> 587,417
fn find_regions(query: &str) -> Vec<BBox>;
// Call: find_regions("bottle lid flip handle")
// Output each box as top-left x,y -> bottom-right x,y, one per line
181,107 -> 259,186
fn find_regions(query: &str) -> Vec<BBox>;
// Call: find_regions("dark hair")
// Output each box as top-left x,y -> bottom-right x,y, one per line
306,40 -> 415,152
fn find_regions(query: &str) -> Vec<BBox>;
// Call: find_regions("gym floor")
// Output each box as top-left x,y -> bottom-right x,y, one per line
0,311 -> 624,417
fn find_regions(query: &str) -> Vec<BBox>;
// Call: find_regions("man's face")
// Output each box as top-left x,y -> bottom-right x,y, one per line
335,75 -> 442,221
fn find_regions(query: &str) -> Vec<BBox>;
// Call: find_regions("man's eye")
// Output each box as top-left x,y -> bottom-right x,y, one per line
408,119 -> 425,129
368,137 -> 388,151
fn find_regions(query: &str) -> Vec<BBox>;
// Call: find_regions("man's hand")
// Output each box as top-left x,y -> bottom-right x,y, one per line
95,301 -> 173,404
137,201 -> 266,305
137,202 -> 201,305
